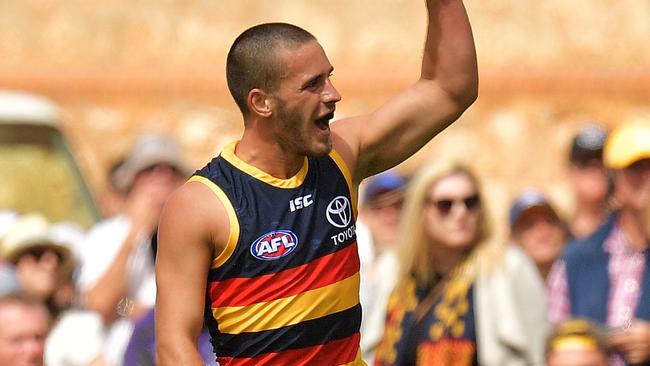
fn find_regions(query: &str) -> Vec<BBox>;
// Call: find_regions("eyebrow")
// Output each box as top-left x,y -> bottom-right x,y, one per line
300,67 -> 334,90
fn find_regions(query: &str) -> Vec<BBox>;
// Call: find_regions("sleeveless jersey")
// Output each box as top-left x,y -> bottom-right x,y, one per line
191,141 -> 365,366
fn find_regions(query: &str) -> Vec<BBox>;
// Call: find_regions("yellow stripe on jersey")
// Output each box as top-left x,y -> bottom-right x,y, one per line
213,272 -> 360,334
329,149 -> 358,219
341,350 -> 366,366
221,141 -> 309,189
187,175 -> 240,268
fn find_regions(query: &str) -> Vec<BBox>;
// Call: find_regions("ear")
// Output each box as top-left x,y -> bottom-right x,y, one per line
247,89 -> 273,118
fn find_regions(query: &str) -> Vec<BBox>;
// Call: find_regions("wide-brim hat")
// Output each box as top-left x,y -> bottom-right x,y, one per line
112,134 -> 192,192
1,213 -> 75,275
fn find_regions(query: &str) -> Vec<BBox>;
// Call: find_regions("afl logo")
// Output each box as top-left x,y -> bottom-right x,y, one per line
326,196 -> 352,228
250,230 -> 298,261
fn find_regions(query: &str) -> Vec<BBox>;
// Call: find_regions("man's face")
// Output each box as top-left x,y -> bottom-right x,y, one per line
269,41 -> 341,157
547,348 -> 608,366
615,158 -> 650,213
0,303 -> 49,366
568,159 -> 609,206
130,163 -> 187,211
513,208 -> 566,269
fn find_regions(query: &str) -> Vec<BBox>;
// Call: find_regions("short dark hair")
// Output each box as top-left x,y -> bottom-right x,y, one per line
226,23 -> 317,117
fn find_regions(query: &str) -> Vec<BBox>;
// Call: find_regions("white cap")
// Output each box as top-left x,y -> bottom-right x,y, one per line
112,134 -> 192,191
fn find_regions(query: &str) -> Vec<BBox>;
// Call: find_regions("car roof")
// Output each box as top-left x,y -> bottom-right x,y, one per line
0,90 -> 59,125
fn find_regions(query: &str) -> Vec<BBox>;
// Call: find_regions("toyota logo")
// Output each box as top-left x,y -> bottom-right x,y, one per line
326,196 -> 352,228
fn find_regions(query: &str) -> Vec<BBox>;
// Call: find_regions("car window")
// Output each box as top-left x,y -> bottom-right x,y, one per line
0,123 -> 100,229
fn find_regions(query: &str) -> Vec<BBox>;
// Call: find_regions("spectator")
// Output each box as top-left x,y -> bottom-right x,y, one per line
98,157 -> 128,218
357,170 -> 406,363
566,124 -> 610,239
0,213 -> 76,318
509,189 -> 569,281
76,133 -> 190,365
545,319 -> 609,366
0,293 -> 51,366
548,119 -> 650,366
374,161 -> 548,366
123,308 -> 218,366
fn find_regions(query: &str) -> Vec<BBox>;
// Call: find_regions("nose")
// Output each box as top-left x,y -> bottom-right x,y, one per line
322,78 -> 341,104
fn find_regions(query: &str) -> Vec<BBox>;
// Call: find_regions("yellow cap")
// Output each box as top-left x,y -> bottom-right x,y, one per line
604,119 -> 650,169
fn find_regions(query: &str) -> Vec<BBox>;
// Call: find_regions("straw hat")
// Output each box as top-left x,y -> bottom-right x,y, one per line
0,213 -> 75,274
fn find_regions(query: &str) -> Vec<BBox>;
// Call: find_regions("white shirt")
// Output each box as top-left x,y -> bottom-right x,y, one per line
77,215 -> 156,366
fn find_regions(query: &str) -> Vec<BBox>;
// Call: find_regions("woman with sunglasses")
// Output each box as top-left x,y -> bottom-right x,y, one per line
373,161 -> 549,366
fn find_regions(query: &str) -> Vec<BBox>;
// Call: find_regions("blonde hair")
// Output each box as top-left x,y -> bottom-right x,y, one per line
397,160 -> 502,288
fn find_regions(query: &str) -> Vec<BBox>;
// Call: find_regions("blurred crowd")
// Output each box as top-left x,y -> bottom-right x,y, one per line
1,118 -> 650,366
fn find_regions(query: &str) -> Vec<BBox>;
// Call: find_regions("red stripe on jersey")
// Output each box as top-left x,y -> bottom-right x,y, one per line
210,242 -> 360,308
217,332 -> 361,366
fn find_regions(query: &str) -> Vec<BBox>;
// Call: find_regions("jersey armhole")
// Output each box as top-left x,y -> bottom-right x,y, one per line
329,149 -> 358,219
187,175 -> 240,269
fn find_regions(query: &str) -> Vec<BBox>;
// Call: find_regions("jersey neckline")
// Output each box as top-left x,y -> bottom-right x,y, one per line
220,141 -> 309,189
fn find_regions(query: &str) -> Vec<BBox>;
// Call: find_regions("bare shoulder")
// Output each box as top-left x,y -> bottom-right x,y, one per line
331,115 -> 371,184
158,180 -> 230,254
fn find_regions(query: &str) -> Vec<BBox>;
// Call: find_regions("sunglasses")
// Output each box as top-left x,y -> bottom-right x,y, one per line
427,194 -> 481,216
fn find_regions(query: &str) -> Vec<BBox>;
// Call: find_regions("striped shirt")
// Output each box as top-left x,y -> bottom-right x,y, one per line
547,223 -> 646,366
192,141 -> 365,366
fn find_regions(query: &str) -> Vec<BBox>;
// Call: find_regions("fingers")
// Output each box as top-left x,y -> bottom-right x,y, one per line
610,321 -> 650,365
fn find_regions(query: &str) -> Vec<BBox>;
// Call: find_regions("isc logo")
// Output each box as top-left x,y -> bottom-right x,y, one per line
289,194 -> 313,212
250,230 -> 299,260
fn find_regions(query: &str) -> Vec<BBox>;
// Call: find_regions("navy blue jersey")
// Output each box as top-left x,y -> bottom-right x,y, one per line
191,141 -> 365,366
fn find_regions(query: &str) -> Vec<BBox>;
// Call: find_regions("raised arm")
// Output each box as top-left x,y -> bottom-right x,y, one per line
333,0 -> 478,182
155,182 -> 226,365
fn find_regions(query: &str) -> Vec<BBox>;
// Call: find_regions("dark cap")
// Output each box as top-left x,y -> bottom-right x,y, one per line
509,189 -> 559,229
363,171 -> 406,204
570,124 -> 607,165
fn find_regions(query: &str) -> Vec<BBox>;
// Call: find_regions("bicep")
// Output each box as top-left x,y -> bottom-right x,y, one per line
333,80 -> 466,181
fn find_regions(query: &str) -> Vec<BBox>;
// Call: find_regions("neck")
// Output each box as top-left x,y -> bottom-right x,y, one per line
537,262 -> 553,281
619,209 -> 648,251
571,201 -> 607,237
430,245 -> 469,275
574,200 -> 606,219
237,127 -> 305,179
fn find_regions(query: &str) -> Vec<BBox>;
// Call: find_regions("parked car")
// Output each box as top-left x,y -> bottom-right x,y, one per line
0,90 -> 100,228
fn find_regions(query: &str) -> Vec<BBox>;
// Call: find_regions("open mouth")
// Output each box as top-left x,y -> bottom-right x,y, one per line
315,111 -> 335,132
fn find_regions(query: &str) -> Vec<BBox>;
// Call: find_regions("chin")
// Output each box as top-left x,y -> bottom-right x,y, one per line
444,236 -> 477,250
306,141 -> 332,157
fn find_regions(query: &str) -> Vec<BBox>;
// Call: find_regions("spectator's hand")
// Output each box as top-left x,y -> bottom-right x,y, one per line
610,319 -> 650,365
123,177 -> 172,235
